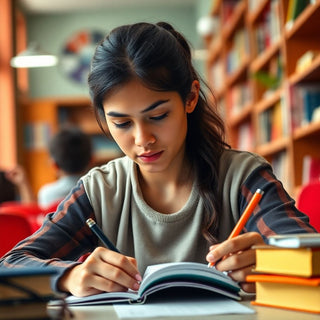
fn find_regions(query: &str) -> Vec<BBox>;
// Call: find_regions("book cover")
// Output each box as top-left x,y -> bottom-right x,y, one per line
268,233 -> 320,248
0,267 -> 58,320
303,89 -> 320,123
291,0 -> 309,21
271,101 -> 283,141
61,262 -> 241,306
247,274 -> 320,313
253,244 -> 320,277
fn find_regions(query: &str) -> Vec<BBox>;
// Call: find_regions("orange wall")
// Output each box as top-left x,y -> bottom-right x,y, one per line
0,0 -> 17,168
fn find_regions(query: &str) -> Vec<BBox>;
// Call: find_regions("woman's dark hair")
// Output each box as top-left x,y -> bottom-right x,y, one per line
88,22 -> 230,244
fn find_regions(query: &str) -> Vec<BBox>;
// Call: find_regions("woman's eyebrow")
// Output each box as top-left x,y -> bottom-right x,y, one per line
106,99 -> 169,117
141,99 -> 169,113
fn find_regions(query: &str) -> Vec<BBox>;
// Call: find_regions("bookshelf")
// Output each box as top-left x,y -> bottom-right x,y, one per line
205,0 -> 320,198
19,97 -> 122,194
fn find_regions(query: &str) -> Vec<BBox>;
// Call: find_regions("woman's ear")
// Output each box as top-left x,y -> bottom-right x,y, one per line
186,80 -> 200,114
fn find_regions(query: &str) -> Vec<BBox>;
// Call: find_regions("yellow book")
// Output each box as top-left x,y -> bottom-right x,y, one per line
286,0 -> 295,24
271,102 -> 283,141
247,274 -> 320,314
254,245 -> 320,277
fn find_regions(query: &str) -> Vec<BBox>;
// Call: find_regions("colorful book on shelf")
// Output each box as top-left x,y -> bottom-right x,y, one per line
60,262 -> 241,306
0,267 -> 58,319
296,50 -> 320,73
258,109 -> 272,144
291,0 -> 310,21
302,88 -> 320,123
270,101 -> 283,140
237,122 -> 254,151
253,244 -> 320,277
302,155 -> 320,184
290,83 -> 320,128
286,0 -> 310,29
247,274 -> 320,313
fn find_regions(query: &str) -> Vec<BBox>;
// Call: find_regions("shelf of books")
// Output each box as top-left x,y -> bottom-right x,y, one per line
19,97 -> 122,194
205,0 -> 320,198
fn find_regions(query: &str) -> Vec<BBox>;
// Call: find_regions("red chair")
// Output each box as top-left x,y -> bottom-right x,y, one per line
0,213 -> 33,257
0,203 -> 43,232
296,181 -> 320,232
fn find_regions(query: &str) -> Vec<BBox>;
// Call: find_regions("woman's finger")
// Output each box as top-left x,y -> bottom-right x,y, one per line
206,232 -> 264,264
214,247 -> 256,272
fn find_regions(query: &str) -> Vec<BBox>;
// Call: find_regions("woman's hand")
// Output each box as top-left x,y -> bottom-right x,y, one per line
58,247 -> 142,297
206,232 -> 265,293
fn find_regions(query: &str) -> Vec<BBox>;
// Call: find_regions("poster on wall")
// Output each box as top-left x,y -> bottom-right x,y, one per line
59,30 -> 105,85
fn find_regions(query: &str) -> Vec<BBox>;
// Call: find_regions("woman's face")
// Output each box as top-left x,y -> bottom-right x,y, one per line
102,79 -> 199,176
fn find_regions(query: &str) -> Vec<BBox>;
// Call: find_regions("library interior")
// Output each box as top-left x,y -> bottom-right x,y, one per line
1,0 -> 320,319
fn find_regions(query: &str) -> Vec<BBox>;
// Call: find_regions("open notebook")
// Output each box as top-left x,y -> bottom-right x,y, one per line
62,262 -> 241,305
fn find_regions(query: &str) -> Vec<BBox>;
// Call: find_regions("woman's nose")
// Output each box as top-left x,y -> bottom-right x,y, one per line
134,125 -> 156,147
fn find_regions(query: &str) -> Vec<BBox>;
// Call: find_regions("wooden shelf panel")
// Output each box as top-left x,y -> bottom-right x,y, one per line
285,2 -> 320,39
250,40 -> 281,73
228,102 -> 253,127
210,0 -> 222,16
247,0 -> 269,25
222,0 -> 246,40
255,88 -> 282,113
226,57 -> 250,87
255,137 -> 289,157
293,121 -> 320,140
207,38 -> 223,63
289,53 -> 320,84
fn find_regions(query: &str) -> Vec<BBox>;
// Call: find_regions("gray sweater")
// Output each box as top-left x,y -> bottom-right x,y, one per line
82,149 -> 270,273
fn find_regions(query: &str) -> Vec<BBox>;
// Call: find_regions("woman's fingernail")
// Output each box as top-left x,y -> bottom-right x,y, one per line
133,282 -> 140,290
207,253 -> 215,261
135,274 -> 142,282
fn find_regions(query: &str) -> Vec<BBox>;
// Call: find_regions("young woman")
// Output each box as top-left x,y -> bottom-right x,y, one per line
0,22 -> 315,297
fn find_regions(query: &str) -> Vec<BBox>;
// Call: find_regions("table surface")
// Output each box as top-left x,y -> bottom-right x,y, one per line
48,300 -> 320,320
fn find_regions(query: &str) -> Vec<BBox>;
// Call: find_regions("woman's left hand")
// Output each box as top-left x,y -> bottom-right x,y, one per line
206,232 -> 265,293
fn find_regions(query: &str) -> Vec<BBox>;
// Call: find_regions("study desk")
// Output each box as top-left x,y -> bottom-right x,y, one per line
49,300 -> 320,320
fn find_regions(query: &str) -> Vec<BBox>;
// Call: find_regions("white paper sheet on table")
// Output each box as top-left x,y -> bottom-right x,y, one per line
113,297 -> 255,318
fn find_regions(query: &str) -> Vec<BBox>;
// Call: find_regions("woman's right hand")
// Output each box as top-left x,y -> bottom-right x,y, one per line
58,247 -> 142,297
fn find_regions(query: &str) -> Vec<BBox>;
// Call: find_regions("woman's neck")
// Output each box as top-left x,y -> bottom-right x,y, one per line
137,157 -> 194,214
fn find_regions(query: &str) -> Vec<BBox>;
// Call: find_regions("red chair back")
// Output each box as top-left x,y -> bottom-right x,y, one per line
0,203 -> 43,232
296,181 -> 320,232
0,213 -> 33,257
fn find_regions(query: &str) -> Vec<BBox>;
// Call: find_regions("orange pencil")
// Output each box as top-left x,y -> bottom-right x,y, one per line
208,188 -> 264,267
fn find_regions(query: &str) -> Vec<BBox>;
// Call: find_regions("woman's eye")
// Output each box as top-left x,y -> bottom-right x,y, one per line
114,121 -> 131,129
150,112 -> 168,121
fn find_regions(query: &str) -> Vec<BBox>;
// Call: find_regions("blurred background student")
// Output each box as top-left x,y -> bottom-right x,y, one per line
4,165 -> 36,205
4,126 -> 93,209
0,170 -> 18,204
37,126 -> 93,208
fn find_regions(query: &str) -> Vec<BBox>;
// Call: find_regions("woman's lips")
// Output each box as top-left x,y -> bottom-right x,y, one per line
138,151 -> 163,162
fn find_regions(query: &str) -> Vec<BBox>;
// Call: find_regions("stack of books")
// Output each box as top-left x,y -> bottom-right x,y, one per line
247,233 -> 320,314
0,267 -> 64,319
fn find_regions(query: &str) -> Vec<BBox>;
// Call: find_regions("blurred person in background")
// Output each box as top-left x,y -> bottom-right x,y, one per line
37,126 -> 93,208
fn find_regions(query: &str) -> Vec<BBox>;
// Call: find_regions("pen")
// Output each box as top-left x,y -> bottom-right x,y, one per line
208,188 -> 264,267
86,218 -> 120,253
